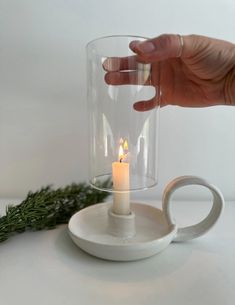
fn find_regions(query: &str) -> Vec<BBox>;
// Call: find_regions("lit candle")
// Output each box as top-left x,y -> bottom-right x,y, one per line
112,139 -> 130,215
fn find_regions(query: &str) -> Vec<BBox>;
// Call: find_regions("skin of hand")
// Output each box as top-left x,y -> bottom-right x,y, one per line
103,34 -> 235,110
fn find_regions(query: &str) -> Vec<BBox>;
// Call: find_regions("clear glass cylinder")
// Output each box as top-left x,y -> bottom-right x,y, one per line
87,35 -> 160,193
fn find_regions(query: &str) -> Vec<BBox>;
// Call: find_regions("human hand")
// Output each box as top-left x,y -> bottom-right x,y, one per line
103,34 -> 235,110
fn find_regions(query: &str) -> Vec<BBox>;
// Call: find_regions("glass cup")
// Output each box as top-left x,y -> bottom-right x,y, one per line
86,35 -> 160,194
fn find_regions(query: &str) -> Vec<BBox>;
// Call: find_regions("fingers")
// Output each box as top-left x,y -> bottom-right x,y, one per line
129,34 -> 184,62
103,55 -> 138,71
103,34 -> 185,73
105,70 -> 151,85
133,98 -> 158,111
103,34 -> 185,71
103,56 -> 150,84
104,70 -> 156,111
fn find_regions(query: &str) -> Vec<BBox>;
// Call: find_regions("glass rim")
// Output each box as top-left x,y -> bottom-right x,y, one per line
86,34 -> 149,49
89,181 -> 158,193
89,175 -> 158,193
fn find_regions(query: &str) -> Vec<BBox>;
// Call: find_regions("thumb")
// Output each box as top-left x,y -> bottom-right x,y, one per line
130,34 -> 184,62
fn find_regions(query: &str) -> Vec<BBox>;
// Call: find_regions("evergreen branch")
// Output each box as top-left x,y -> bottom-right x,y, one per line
0,180 -> 111,243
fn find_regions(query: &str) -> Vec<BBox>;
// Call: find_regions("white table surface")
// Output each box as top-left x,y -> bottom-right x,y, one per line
0,199 -> 235,305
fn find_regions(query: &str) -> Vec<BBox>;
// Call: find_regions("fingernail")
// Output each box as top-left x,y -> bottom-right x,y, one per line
137,41 -> 155,53
102,57 -> 120,72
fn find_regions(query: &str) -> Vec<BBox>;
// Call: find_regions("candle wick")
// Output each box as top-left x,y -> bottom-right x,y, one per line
120,158 -> 123,163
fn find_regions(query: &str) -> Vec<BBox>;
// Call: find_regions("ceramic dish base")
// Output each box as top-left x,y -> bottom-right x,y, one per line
68,202 -> 177,261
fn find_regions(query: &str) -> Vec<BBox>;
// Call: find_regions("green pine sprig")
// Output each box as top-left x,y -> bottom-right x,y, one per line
0,180 -> 111,243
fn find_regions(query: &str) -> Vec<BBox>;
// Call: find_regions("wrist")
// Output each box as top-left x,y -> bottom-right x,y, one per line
224,65 -> 235,106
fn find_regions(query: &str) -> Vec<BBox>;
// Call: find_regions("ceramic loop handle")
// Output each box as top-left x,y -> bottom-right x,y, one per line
162,176 -> 224,242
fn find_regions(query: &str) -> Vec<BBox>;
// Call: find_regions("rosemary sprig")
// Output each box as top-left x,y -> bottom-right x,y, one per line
0,180 -> 111,243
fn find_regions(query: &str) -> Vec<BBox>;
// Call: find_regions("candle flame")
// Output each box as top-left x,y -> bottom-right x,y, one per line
119,145 -> 124,162
118,138 -> 128,162
123,140 -> 128,151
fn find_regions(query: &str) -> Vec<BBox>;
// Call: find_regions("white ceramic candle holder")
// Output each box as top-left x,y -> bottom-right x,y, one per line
68,176 -> 224,261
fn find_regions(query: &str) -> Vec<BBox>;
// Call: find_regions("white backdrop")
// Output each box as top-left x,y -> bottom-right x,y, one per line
0,0 -> 235,200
